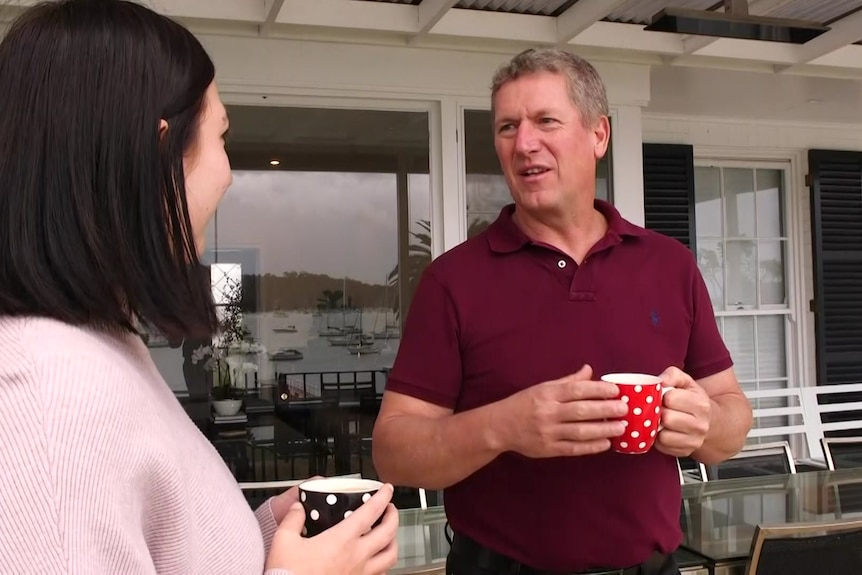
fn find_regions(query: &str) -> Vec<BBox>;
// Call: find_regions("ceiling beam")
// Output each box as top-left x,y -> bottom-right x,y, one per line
572,21 -> 683,55
276,0 -> 416,33
79,0 -> 862,77
672,0 -> 798,60
260,0 -> 285,37
408,0 -> 458,44
433,9 -> 557,44
776,8 -> 862,73
158,0 -> 266,23
556,0 -> 628,45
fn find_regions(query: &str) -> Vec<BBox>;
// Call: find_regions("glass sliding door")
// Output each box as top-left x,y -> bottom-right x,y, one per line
150,104 -> 432,502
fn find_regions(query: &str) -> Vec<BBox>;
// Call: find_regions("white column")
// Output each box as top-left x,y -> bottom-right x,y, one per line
610,105 -> 646,226
436,97 -> 464,256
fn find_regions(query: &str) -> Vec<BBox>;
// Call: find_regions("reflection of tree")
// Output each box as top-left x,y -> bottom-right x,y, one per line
316,289 -> 344,311
386,217 -> 496,319
388,220 -> 431,319
467,216 -> 492,238
698,241 -> 784,307
697,243 -> 724,305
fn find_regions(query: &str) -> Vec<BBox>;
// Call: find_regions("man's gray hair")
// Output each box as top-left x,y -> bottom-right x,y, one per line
490,48 -> 609,126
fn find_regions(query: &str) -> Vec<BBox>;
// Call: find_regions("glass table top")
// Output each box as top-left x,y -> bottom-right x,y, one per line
239,467 -> 862,572
679,466 -> 862,563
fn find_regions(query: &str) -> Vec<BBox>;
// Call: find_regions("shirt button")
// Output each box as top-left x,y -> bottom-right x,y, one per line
557,259 -> 567,269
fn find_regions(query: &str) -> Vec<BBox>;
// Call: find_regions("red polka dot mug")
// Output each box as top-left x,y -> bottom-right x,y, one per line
600,373 -> 672,455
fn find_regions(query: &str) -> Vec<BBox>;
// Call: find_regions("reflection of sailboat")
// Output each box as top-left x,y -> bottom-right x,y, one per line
373,328 -> 400,339
329,333 -> 373,347
272,325 -> 298,333
269,348 -> 303,361
370,275 -> 400,340
347,342 -> 381,355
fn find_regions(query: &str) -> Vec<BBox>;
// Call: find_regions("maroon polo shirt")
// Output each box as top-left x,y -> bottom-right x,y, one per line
385,200 -> 732,572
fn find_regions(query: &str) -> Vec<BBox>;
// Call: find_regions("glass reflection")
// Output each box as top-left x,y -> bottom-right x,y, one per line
149,105 -> 432,500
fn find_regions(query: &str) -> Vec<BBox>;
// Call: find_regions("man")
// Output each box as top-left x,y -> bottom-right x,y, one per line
372,48 -> 752,575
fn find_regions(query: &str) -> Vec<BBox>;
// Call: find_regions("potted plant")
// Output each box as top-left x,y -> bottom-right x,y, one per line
192,276 -> 265,417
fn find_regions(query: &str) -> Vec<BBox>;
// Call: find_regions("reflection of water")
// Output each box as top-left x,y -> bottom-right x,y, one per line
251,311 -> 398,382
152,310 -> 399,394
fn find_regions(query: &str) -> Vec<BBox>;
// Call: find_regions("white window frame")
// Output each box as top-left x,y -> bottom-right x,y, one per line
218,91 -> 445,261
694,152 -> 810,456
693,158 -> 798,385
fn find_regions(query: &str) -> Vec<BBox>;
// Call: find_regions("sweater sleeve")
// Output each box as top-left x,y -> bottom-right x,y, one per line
255,497 -> 280,556
0,353 -> 159,574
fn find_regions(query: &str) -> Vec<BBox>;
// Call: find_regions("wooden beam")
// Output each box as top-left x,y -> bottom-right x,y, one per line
672,0 -> 798,60
156,0 -> 266,22
433,8 -> 557,44
260,0 -> 285,37
556,0 -> 628,45
408,0 -> 458,44
276,0 -> 416,33
777,9 -> 862,73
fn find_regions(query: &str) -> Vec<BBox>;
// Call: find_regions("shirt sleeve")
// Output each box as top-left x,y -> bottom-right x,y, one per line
683,258 -> 734,381
385,266 -> 463,409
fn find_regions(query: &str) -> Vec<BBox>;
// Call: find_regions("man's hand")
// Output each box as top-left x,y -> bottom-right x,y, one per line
498,364 -> 628,459
655,366 -> 712,457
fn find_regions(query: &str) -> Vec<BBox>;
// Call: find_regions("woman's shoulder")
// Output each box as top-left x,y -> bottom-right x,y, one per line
0,315 -> 154,410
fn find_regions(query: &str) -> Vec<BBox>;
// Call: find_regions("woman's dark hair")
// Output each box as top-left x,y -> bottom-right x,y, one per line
0,0 -> 218,340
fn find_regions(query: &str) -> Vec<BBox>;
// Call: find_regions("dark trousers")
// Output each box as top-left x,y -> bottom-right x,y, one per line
445,540 -> 681,575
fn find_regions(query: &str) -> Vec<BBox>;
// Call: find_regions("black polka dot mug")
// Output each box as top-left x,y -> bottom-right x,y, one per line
298,477 -> 384,537
600,373 -> 672,455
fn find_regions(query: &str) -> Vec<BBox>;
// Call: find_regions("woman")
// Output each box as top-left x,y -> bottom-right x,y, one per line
0,1 -> 398,574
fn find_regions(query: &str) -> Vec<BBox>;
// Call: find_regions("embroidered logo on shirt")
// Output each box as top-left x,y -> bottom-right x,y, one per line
650,310 -> 660,327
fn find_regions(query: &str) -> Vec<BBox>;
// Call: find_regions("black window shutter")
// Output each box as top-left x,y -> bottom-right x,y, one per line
809,150 -> 862,387
642,143 -> 697,253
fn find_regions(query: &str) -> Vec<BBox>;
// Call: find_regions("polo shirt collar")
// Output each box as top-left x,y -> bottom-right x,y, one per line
486,199 -> 647,254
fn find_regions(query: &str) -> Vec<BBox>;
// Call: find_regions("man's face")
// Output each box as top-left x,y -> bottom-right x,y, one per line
492,71 -> 609,216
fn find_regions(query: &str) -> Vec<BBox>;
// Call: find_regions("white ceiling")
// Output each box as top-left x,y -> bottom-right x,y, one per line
5,0 -> 862,78
647,64 -> 862,123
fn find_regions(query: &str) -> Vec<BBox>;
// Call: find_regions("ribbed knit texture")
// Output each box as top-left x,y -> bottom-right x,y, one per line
0,317 -> 292,575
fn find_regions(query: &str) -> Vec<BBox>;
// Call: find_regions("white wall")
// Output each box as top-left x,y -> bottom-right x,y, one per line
643,113 -> 862,392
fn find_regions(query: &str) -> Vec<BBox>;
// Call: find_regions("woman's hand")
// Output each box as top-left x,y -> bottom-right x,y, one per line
265,483 -> 399,575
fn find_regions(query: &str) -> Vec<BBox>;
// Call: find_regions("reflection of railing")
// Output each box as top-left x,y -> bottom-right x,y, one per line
276,369 -> 384,401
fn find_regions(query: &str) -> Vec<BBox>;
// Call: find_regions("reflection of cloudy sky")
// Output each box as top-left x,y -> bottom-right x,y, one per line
466,174 -> 512,213
206,171 -> 430,284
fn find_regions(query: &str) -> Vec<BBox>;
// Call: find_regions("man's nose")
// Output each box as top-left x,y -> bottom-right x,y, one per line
513,123 -> 540,155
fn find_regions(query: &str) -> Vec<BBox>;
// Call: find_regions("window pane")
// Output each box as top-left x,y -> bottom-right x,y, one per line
466,173 -> 510,214
694,166 -> 722,237
757,316 -> 787,380
755,169 -> 784,237
724,316 -> 756,381
724,168 -> 756,237
467,212 -> 497,238
150,105 -> 431,502
759,240 -> 786,306
726,240 -> 757,308
463,109 -> 611,239
696,238 -> 725,310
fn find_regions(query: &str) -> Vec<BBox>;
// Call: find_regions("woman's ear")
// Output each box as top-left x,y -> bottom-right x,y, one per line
159,119 -> 168,139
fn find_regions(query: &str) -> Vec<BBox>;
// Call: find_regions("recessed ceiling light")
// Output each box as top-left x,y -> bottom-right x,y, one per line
270,159 -> 280,166
808,98 -> 822,104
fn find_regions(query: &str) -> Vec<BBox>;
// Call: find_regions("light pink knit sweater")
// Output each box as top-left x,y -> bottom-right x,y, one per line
0,317 -> 292,575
